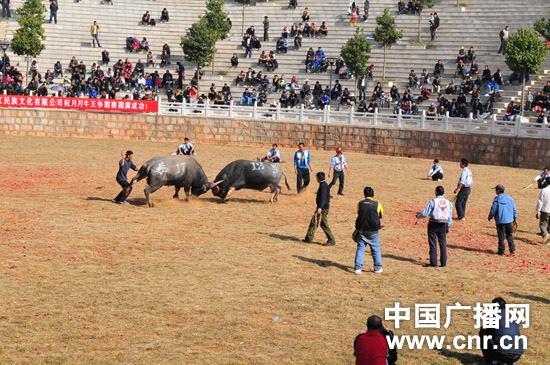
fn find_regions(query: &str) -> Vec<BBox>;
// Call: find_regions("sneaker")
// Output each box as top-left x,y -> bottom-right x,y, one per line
121,200 -> 130,205
112,199 -> 121,204
374,268 -> 383,274
437,179 -> 441,181
354,269 -> 362,274
543,235 -> 550,245
457,217 -> 465,221
497,252 -> 505,256
324,240 -> 336,246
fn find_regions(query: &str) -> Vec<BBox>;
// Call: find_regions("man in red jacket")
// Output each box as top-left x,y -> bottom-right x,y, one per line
354,315 -> 397,365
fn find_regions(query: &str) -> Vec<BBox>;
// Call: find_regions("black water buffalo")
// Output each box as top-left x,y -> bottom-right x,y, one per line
130,156 -> 222,207
212,160 -> 290,202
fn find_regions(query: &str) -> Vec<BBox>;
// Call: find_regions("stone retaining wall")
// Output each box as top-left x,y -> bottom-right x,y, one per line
0,108 -> 548,168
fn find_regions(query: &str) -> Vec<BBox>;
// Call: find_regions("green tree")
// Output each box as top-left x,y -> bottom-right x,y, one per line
534,18 -> 550,42
374,8 -> 403,81
11,0 -> 46,85
202,0 -> 231,74
233,0 -> 255,36
504,28 -> 548,119
340,28 -> 371,91
203,0 -> 231,41
416,0 -> 434,42
181,19 -> 218,91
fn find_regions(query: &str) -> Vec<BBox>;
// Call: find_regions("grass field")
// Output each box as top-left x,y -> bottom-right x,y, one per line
0,135 -> 549,364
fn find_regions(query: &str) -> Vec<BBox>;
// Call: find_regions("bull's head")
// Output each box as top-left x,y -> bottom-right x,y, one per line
201,180 -> 224,194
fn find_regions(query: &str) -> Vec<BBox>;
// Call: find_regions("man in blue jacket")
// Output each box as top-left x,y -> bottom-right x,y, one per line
488,184 -> 518,255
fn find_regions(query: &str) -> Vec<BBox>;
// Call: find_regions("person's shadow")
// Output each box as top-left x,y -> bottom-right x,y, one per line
293,255 -> 351,273
439,349 -> 484,364
506,291 -> 550,304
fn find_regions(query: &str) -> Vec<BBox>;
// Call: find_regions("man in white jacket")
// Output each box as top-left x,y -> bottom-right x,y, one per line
536,177 -> 550,244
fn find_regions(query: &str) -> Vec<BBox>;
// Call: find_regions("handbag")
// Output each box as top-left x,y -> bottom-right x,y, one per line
352,201 -> 373,242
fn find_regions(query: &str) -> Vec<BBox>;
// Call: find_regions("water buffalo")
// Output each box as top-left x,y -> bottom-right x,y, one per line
212,160 -> 290,202
129,156 -> 222,207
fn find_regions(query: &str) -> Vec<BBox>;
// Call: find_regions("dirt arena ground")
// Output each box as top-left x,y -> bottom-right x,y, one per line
0,134 -> 549,364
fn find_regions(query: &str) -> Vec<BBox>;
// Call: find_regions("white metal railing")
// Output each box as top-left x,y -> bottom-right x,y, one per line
158,101 -> 550,139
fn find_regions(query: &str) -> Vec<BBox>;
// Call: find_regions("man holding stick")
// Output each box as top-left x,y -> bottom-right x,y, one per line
303,172 -> 336,246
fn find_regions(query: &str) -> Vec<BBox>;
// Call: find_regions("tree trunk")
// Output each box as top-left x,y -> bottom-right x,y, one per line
197,63 -> 200,95
241,4 -> 245,37
212,54 -> 215,75
383,45 -> 387,81
520,71 -> 526,121
418,14 -> 422,43
25,55 -> 30,87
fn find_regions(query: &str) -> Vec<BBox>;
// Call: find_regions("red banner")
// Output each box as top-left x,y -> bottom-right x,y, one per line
0,95 -> 159,113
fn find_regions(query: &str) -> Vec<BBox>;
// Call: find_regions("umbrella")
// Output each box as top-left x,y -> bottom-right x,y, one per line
50,85 -> 63,92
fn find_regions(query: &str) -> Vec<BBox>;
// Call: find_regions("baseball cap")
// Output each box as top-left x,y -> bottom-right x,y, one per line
493,184 -> 505,192
336,147 -> 343,153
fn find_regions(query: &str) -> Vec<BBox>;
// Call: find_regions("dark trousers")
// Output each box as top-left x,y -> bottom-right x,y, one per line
430,26 -> 436,41
296,168 -> 310,193
263,29 -> 268,42
427,221 -> 447,266
497,223 -> 515,254
479,328 -> 522,364
328,170 -> 344,194
537,179 -> 547,189
498,39 -> 506,54
431,171 -> 443,181
305,209 -> 335,242
455,186 -> 470,219
114,180 -> 131,202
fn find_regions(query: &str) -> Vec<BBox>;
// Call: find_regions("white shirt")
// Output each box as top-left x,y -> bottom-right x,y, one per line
536,186 -> 550,213
330,154 -> 347,172
534,171 -> 550,181
458,167 -> 473,187
267,148 -> 281,159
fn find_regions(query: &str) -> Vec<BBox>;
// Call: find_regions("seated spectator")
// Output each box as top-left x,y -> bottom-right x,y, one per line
389,85 -> 400,101
160,8 -> 169,23
234,70 -> 244,86
417,87 -> 431,104
294,34 -> 303,50
319,21 -> 328,37
44,70 -> 54,84
319,57 -> 329,73
482,65 -> 492,83
341,88 -> 353,105
432,76 -> 441,94
160,50 -> 170,67
266,52 -> 278,71
281,26 -> 289,39
319,92 -> 330,109
54,61 -> 63,77
288,89 -> 298,107
357,100 -> 368,112
257,51 -> 267,66
310,23 -> 318,38
300,79 -> 311,99
302,7 -> 310,22
367,100 -> 378,113
305,55 -> 313,73
261,144 -> 282,162
231,53 -> 239,68
427,103 -> 436,116
468,61 -> 479,77
139,38 -> 149,53
279,90 -> 289,108
398,0 -> 406,14
276,38 -> 286,54
493,68 -> 503,86
536,111 -> 547,124
456,46 -> 466,64
240,88 -> 252,105
162,70 -> 174,89
485,77 -> 498,96
291,75 -> 300,89
331,80 -> 342,100
419,68 -> 429,86
433,59 -> 444,78
479,100 -> 494,119
147,51 -> 154,67
304,90 -> 314,108
408,69 -> 418,88
252,36 -> 261,49
290,23 -> 298,37
100,50 -> 109,65
467,46 -> 476,64
126,37 -> 140,53
141,11 -> 151,26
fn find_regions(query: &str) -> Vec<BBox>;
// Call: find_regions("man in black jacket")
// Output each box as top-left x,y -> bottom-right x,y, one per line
353,186 -> 384,274
303,172 -> 336,246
